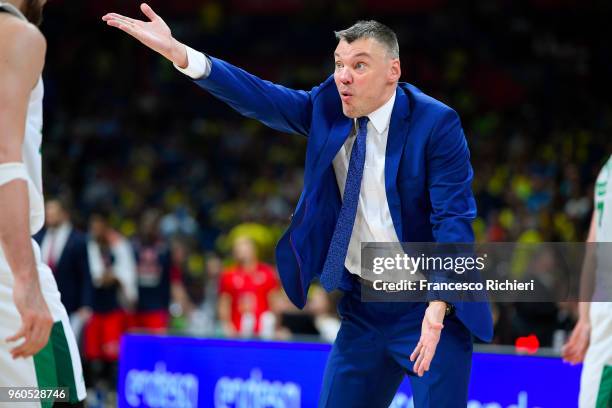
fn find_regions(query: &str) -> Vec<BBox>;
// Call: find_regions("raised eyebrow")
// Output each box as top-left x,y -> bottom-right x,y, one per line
333,51 -> 373,60
352,52 -> 373,59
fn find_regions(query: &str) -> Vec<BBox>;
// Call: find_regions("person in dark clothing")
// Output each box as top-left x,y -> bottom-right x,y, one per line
34,198 -> 93,337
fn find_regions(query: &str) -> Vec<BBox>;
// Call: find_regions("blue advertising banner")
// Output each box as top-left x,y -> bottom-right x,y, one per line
118,335 -> 581,408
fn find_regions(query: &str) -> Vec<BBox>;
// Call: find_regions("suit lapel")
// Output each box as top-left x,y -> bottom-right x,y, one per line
56,230 -> 73,267
385,86 -> 411,240
308,86 -> 411,241
311,115 -> 353,185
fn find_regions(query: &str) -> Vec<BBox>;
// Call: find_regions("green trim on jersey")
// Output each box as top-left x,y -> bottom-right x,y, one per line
51,322 -> 78,403
596,365 -> 612,408
33,322 -> 79,405
33,329 -> 58,408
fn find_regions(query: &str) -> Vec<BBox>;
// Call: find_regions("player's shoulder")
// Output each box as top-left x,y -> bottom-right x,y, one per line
0,14 -> 45,59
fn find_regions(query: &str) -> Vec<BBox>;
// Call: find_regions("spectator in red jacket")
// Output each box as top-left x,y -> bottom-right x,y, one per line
218,236 -> 279,337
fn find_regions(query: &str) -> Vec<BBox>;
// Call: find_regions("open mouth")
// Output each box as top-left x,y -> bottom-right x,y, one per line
340,90 -> 353,101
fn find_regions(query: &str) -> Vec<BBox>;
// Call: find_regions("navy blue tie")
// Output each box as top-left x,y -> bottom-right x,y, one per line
320,116 -> 369,292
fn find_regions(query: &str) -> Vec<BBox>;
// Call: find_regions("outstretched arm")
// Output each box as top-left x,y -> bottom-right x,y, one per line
103,3 -> 314,136
0,17 -> 53,358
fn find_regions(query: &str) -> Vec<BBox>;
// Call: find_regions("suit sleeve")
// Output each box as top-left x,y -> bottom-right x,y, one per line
427,108 -> 476,243
193,56 -> 316,136
423,108 -> 478,305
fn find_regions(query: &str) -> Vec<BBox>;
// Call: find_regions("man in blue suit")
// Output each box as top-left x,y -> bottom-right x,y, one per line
104,5 -> 493,407
34,198 -> 93,325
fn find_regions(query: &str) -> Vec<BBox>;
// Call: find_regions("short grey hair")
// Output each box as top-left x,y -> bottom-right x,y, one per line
334,20 -> 399,59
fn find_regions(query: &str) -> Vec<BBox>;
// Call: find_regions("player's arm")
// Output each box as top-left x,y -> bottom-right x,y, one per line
576,211 -> 596,321
562,212 -> 596,364
0,17 -> 53,358
577,211 -> 597,311
102,3 -> 314,136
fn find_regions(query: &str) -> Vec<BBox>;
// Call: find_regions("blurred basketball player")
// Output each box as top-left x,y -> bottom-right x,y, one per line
0,1 -> 86,406
563,154 -> 612,407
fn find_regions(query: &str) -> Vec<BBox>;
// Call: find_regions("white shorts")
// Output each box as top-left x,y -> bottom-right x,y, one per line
0,240 -> 86,407
579,302 -> 612,408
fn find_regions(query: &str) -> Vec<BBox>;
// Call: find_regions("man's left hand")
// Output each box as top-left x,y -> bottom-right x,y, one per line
410,301 -> 446,377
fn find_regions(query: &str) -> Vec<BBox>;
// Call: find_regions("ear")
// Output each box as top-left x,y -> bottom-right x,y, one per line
389,59 -> 401,83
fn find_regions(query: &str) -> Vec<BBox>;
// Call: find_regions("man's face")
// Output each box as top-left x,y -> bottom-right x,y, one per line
45,201 -> 65,228
139,211 -> 160,242
89,217 -> 107,241
232,236 -> 257,264
21,0 -> 46,26
333,38 -> 400,118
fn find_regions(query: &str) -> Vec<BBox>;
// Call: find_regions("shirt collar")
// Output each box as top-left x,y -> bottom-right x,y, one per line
365,91 -> 396,134
49,222 -> 71,236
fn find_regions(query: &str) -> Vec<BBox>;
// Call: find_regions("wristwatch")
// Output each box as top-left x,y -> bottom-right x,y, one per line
430,301 -> 455,317
444,302 -> 455,317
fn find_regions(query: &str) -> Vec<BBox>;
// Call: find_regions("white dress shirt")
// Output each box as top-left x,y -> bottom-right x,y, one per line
332,94 -> 400,275
173,46 -> 212,79
41,222 -> 72,267
175,48 -> 400,276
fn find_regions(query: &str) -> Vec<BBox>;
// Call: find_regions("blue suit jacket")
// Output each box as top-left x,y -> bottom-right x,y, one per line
34,227 -> 93,315
195,57 -> 493,342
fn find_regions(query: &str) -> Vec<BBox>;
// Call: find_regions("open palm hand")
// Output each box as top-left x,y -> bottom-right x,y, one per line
102,3 -> 185,66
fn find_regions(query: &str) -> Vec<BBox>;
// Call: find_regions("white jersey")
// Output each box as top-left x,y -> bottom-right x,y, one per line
579,154 -> 612,408
0,1 -> 45,235
593,155 -> 612,302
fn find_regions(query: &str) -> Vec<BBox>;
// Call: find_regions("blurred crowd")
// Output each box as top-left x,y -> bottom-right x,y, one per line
36,198 -> 339,405
36,0 -> 612,404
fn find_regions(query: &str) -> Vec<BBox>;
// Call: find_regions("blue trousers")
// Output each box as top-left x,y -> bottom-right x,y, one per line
318,274 -> 473,408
